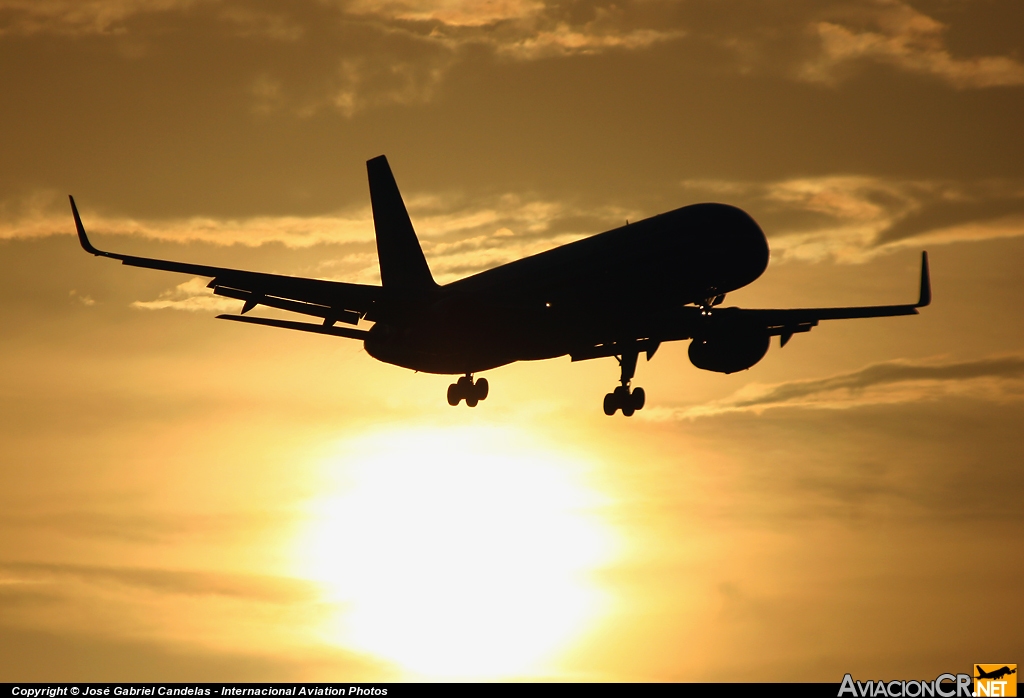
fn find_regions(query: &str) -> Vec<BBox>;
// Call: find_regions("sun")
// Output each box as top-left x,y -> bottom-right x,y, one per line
294,425 -> 618,679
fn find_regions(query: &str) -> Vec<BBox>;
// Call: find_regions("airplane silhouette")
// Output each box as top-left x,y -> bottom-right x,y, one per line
70,155 -> 930,416
976,667 -> 1017,681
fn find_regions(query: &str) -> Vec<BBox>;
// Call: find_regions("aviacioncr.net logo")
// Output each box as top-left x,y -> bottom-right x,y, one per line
839,673 -> 973,697
974,665 -> 1017,697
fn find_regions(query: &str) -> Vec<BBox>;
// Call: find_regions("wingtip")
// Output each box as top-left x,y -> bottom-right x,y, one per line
69,195 -> 103,256
917,250 -> 931,308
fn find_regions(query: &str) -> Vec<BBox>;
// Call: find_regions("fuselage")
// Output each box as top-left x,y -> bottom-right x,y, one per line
364,202 -> 769,374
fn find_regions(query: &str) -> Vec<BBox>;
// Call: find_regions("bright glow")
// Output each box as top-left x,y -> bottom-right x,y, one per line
294,426 -> 617,679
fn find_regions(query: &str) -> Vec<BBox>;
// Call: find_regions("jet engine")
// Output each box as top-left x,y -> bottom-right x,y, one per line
688,330 -> 770,374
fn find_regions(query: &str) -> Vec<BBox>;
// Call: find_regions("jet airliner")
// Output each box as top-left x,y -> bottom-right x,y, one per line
70,155 -> 930,416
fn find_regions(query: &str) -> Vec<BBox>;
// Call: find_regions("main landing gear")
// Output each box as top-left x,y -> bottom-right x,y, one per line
447,374 -> 489,407
603,351 -> 645,417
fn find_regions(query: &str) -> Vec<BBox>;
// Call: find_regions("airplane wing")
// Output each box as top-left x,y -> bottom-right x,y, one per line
724,250 -> 930,346
571,252 -> 930,361
71,196 -> 382,328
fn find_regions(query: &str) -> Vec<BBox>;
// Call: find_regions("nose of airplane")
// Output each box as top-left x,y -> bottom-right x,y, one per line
684,203 -> 770,285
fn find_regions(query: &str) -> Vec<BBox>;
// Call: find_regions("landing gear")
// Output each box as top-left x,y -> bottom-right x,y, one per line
603,351 -> 646,417
447,374 -> 489,407
603,384 -> 645,416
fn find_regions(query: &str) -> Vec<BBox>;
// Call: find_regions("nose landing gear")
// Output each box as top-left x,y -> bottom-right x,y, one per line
447,374 -> 489,407
603,351 -> 646,417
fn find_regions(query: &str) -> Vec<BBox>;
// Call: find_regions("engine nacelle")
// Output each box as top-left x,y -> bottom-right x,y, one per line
688,331 -> 770,374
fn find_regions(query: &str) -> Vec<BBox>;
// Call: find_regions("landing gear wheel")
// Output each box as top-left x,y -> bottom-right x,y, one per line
447,374 -> 489,407
621,402 -> 636,417
447,383 -> 461,406
631,387 -> 645,411
603,393 -> 617,416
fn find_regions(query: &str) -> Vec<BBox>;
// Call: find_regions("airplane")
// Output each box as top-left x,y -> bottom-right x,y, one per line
976,667 -> 1016,681
70,155 -> 931,416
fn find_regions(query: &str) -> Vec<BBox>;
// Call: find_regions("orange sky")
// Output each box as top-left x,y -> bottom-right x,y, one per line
0,0 -> 1022,682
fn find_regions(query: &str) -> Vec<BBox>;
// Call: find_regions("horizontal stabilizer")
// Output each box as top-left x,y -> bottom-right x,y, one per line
216,314 -> 370,340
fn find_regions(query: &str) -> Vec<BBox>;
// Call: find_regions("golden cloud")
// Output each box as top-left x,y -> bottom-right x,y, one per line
6,191 -> 637,297
0,0 -> 203,35
0,198 -> 376,247
342,0 -> 683,58
345,0 -> 545,27
0,561 -> 318,603
800,0 -> 1024,89
131,277 -> 239,313
681,176 -> 1024,263
646,355 -> 1024,420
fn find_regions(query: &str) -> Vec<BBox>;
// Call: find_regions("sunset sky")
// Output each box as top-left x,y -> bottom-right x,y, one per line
1,0 -> 1022,682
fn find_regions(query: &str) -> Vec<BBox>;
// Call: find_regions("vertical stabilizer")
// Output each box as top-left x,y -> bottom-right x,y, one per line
367,155 -> 437,295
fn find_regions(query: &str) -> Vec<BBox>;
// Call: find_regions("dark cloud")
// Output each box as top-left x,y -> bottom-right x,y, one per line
877,191 -> 1024,244
0,0 -> 1020,223
677,176 -> 1024,260
729,354 -> 1024,409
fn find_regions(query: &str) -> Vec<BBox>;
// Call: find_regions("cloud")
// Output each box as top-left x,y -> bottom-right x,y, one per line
131,277 -> 249,313
0,560 -> 388,678
0,0 -> 304,40
800,0 -> 1024,89
4,0 -> 1019,128
326,53 -> 453,118
5,190 -> 636,292
342,0 -> 684,59
647,355 -> 1024,420
494,24 -> 681,60
69,289 -> 96,306
0,196 -> 377,247
0,561 -> 317,604
217,5 -> 303,41
8,174 -> 1024,294
681,176 -> 1024,262
346,0 -> 544,27
409,193 -> 636,281
0,0 -> 203,35
0,508 -> 284,545
0,0 -> 683,118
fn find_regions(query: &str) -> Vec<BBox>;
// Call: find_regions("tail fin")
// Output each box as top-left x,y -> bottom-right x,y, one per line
367,155 -> 437,295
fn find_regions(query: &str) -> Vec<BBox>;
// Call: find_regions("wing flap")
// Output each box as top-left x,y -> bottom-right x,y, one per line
211,285 -> 362,325
216,314 -> 371,339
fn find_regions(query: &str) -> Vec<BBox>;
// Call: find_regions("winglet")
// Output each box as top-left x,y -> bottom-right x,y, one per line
917,251 -> 931,308
69,196 -> 106,256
